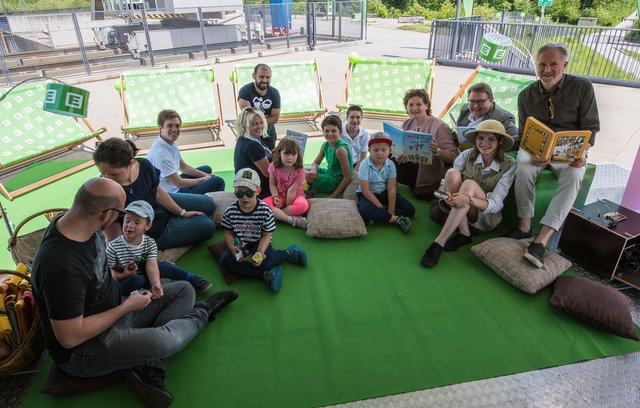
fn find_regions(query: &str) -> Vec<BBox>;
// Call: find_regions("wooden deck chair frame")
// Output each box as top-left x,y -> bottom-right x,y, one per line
229,60 -> 327,136
337,57 -> 436,121
437,65 -> 482,120
116,67 -> 224,152
0,81 -> 105,201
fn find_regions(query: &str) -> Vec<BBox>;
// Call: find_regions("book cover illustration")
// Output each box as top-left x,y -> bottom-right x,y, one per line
285,130 -> 308,155
383,122 -> 433,164
551,135 -> 587,163
520,116 -> 589,164
448,112 -> 474,148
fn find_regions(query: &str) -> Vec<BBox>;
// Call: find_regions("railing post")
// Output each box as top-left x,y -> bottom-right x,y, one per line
71,12 -> 91,76
338,2 -> 342,42
331,0 -> 336,38
245,4 -> 252,54
0,43 -> 12,86
360,0 -> 365,41
198,7 -> 208,59
141,6 -> 155,66
285,2 -> 290,48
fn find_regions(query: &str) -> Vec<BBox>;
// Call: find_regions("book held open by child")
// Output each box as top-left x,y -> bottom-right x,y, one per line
520,116 -> 590,164
383,123 -> 433,165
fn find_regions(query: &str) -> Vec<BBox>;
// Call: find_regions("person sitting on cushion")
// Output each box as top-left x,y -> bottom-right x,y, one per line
233,107 -> 273,199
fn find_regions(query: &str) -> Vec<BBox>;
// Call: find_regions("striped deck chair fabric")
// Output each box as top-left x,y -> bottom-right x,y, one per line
337,54 -> 435,117
118,67 -> 221,135
231,60 -> 326,120
0,81 -> 106,199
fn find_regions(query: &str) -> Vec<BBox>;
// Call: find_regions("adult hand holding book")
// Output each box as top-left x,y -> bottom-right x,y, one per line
520,116 -> 591,164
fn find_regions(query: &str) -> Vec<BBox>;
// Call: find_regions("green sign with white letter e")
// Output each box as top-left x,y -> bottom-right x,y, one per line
538,0 -> 553,6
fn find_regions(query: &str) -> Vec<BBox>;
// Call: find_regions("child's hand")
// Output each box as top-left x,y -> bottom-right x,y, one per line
273,196 -> 283,208
305,169 -> 318,182
151,282 -> 164,299
251,251 -> 265,267
122,263 -> 137,278
234,247 -> 245,262
449,193 -> 471,208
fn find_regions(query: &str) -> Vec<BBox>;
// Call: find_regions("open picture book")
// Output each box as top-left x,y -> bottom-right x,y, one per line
448,113 -> 474,149
383,123 -> 433,165
285,130 -> 308,155
520,116 -> 591,164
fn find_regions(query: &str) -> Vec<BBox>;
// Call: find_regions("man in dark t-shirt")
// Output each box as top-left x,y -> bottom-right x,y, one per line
31,177 -> 238,407
238,63 -> 281,150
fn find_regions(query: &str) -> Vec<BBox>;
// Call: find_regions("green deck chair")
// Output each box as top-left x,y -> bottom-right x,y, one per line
0,80 -> 105,201
230,60 -> 327,131
337,53 -> 435,119
115,67 -> 223,149
438,66 -> 535,132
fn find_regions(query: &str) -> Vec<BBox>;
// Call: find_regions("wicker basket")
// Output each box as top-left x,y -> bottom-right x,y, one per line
0,269 -> 44,377
7,208 -> 67,267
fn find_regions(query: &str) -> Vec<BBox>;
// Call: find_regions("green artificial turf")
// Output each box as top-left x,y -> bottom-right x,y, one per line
7,144 -> 640,407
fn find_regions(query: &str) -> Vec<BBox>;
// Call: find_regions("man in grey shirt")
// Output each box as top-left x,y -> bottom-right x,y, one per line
507,42 -> 600,268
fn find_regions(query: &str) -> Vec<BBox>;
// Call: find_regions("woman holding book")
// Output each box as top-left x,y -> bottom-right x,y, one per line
394,89 -> 458,200
234,107 -> 273,199
420,120 -> 516,268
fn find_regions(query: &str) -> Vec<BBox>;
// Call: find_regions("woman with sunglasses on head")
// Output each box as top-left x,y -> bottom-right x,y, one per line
234,107 -> 273,199
94,138 -> 215,250
421,120 -> 516,268
394,89 -> 458,200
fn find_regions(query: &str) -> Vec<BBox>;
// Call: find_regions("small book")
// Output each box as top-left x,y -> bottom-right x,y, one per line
383,122 -> 433,165
448,112 -> 474,148
520,116 -> 590,164
285,130 -> 308,155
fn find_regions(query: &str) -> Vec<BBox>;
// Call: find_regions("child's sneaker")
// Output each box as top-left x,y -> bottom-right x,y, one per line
286,245 -> 307,266
293,216 -> 308,229
190,276 -> 212,293
263,266 -> 283,293
395,216 -> 411,233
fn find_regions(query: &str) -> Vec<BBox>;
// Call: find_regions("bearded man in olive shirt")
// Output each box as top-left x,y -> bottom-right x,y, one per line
507,42 -> 600,268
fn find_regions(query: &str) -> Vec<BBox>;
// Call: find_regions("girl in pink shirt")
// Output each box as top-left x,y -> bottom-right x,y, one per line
264,138 -> 309,229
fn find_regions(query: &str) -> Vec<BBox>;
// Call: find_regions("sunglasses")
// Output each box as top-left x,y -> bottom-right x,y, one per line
546,98 -> 555,120
234,190 -> 256,198
102,208 -> 127,216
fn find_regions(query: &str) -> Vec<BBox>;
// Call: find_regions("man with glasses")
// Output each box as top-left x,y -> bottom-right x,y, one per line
507,42 -> 600,268
238,63 -> 281,150
455,82 -> 518,145
31,177 -> 238,407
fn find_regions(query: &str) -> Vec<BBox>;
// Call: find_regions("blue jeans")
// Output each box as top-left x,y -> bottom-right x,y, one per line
178,165 -> 226,195
116,261 -> 192,295
220,242 -> 287,279
155,193 -> 216,250
59,282 -> 207,376
357,191 -> 416,223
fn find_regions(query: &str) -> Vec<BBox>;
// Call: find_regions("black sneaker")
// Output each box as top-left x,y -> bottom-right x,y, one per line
524,242 -> 545,268
395,216 -> 412,233
443,233 -> 472,252
125,366 -> 173,408
194,290 -> 239,322
190,276 -> 212,293
286,245 -> 307,266
421,242 -> 443,268
504,228 -> 533,241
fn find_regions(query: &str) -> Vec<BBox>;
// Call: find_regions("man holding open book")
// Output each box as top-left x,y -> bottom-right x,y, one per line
508,42 -> 600,268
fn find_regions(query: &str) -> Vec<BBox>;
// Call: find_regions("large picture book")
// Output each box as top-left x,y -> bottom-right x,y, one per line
285,130 -> 308,155
520,116 -> 591,164
383,123 -> 433,165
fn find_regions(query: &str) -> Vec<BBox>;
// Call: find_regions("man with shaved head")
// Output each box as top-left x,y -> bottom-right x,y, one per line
31,177 -> 238,407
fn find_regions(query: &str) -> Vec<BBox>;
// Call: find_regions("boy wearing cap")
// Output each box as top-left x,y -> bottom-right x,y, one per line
221,168 -> 307,293
421,120 -> 516,267
357,132 -> 415,233
107,200 -> 213,296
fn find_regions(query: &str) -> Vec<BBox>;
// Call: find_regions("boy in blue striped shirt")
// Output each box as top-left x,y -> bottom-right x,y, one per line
221,168 -> 307,293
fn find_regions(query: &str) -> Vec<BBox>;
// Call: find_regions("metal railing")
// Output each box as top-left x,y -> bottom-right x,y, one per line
0,1 -> 365,86
428,19 -> 640,87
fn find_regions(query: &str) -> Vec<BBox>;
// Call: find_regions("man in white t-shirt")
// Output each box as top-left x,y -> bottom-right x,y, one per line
147,109 -> 225,195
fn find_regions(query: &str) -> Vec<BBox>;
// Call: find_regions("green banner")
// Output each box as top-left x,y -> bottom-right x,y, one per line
463,0 -> 474,17
538,0 -> 553,6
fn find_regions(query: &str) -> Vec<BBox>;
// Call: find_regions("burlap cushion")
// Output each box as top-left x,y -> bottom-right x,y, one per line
306,198 -> 367,239
471,237 -> 571,294
157,246 -> 191,263
205,191 -> 237,225
342,170 -> 360,201
550,276 -> 640,341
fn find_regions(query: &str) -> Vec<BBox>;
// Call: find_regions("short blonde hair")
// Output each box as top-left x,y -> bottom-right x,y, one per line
235,107 -> 268,139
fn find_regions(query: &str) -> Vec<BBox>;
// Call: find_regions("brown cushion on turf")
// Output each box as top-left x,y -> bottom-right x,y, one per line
342,171 -> 359,201
157,245 -> 191,263
205,191 -> 237,225
305,198 -> 367,239
40,363 -> 125,396
550,276 -> 640,341
207,240 -> 239,285
471,237 -> 571,294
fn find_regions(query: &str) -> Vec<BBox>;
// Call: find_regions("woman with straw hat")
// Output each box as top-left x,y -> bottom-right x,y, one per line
421,120 -> 516,268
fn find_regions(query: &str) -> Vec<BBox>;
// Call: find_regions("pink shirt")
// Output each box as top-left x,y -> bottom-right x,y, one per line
268,162 -> 305,198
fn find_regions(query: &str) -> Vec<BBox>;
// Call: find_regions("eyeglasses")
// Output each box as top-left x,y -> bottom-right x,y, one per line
546,98 -> 555,120
468,99 -> 488,106
234,190 -> 256,198
102,208 -> 127,216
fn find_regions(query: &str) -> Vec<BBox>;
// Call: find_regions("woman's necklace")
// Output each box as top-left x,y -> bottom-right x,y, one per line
415,117 -> 429,132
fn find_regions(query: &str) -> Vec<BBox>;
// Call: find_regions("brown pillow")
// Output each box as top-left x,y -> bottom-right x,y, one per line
40,363 -> 125,396
471,237 -> 571,294
550,276 -> 640,341
157,245 -> 192,263
205,191 -> 237,225
305,198 -> 367,239
342,170 -> 359,201
207,240 -> 239,285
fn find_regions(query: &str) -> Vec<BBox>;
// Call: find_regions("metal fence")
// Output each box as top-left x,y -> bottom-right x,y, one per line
428,19 -> 640,87
0,1 -> 365,86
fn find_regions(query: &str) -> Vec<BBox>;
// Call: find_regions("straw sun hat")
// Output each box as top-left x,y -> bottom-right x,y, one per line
464,119 -> 514,151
